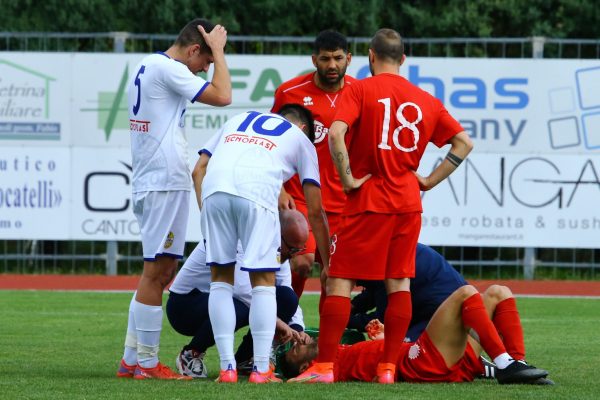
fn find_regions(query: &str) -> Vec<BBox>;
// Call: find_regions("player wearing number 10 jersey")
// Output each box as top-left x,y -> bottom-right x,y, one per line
194,105 -> 330,383
291,29 -> 473,384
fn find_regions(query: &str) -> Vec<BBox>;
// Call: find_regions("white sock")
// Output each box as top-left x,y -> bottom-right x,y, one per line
209,282 -> 237,371
250,286 -> 277,373
494,352 -> 514,369
122,292 -> 137,366
133,300 -> 163,369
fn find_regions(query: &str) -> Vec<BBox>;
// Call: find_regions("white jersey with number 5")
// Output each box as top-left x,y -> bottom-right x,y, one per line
128,52 -> 209,193
201,111 -> 320,212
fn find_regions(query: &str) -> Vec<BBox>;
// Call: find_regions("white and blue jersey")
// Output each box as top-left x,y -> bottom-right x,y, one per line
128,52 -> 208,193
200,111 -> 320,212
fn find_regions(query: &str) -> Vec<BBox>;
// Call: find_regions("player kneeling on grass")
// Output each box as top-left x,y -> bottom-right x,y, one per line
166,210 -> 308,379
283,285 -> 553,385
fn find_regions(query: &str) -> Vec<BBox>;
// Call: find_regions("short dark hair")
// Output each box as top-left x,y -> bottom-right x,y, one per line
277,351 -> 302,379
314,30 -> 348,54
174,18 -> 215,54
277,104 -> 315,143
370,28 -> 404,63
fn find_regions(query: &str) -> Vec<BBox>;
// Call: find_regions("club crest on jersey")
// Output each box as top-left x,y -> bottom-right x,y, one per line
303,96 -> 313,106
408,343 -> 421,360
164,232 -> 174,249
224,133 -> 277,151
313,120 -> 329,144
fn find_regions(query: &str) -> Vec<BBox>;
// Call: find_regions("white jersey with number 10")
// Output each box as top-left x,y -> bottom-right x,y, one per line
201,111 -> 320,212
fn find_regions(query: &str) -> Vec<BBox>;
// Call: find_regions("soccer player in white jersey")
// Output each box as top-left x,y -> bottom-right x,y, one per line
117,18 -> 232,380
166,209 -> 309,379
193,104 -> 330,383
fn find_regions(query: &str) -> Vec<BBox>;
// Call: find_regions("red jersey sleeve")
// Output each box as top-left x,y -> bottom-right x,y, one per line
429,99 -> 464,148
333,81 -> 363,128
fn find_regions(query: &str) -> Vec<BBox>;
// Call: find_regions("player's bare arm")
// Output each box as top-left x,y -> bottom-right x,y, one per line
302,184 -> 330,270
413,130 -> 473,191
196,24 -> 232,106
328,120 -> 372,193
278,186 -> 296,210
192,153 -> 210,209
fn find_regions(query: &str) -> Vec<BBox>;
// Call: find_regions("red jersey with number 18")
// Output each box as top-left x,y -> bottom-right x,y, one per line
334,73 -> 463,216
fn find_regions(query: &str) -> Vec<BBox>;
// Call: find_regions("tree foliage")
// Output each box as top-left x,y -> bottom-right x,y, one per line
0,0 -> 598,38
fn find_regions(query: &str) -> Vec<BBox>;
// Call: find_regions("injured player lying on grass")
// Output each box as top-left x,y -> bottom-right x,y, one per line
279,284 -> 553,385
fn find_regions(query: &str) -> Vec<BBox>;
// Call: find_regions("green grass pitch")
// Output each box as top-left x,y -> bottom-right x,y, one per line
0,290 -> 598,399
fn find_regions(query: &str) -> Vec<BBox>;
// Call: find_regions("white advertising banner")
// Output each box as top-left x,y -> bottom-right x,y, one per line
68,147 -> 202,241
0,52 -> 599,247
0,147 -> 70,239
418,152 -> 600,247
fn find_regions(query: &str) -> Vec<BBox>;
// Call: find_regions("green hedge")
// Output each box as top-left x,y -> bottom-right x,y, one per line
1,0 -> 598,38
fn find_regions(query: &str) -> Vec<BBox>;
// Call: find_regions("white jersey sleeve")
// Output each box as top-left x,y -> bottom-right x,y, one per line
163,61 -> 210,102
295,136 -> 320,188
289,306 -> 305,330
199,126 -> 224,157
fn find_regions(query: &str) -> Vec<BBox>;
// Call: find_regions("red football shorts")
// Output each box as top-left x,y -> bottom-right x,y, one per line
398,331 -> 483,383
329,212 -> 421,280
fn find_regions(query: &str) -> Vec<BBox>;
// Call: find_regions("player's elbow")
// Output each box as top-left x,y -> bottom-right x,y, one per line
463,136 -> 474,154
450,131 -> 474,159
328,128 -> 344,145
212,93 -> 232,107
198,87 -> 232,107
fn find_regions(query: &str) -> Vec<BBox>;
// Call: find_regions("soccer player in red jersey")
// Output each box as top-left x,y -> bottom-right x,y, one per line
285,285 -> 552,385
272,30 -> 357,301
293,28 -> 474,383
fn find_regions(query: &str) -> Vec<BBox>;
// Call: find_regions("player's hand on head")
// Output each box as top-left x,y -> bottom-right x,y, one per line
198,24 -> 227,51
277,324 -> 296,344
297,331 -> 312,345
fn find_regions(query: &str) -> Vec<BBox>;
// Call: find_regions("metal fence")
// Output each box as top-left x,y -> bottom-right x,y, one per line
1,32 -> 600,58
1,32 -> 599,280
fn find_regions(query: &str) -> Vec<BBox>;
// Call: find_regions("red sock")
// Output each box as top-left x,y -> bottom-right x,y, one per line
317,295 -> 351,362
382,291 -> 412,364
493,298 -> 526,360
291,270 -> 307,298
461,293 -> 507,360
318,285 -> 327,315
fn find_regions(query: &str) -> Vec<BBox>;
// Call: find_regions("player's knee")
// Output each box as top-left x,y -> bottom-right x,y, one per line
484,284 -> 512,302
275,286 -> 299,320
291,256 -> 313,278
456,284 -> 478,299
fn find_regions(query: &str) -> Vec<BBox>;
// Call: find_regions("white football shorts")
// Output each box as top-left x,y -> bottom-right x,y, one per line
133,190 -> 189,261
201,192 -> 281,272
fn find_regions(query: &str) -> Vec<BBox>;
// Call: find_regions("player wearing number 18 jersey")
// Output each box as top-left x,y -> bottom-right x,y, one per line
292,28 -> 473,384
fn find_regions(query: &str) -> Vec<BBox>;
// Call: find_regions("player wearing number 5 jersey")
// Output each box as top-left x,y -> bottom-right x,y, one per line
118,18 -> 231,381
292,29 -> 473,384
193,104 -> 330,383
